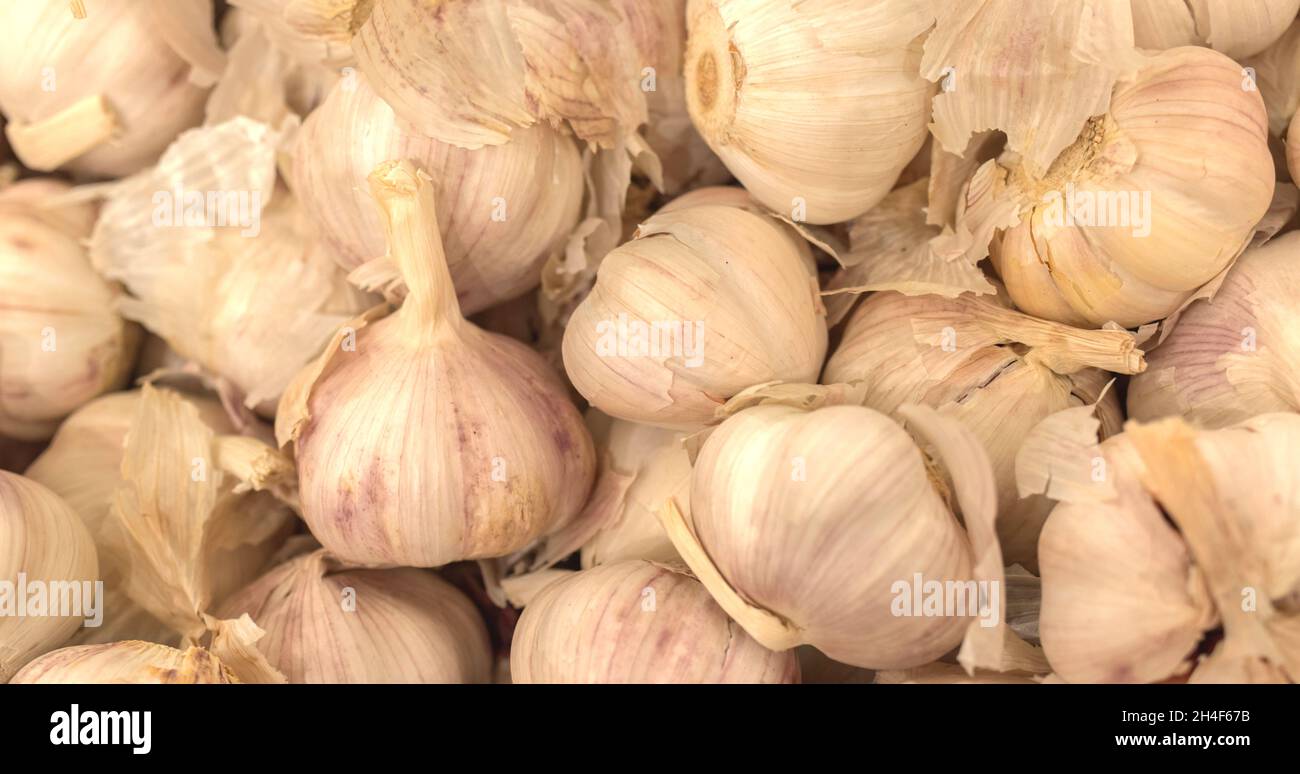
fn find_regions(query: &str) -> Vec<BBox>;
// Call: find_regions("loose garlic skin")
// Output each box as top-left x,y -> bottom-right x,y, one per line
562,205 -> 827,429
0,1 -> 209,178
986,47 -> 1275,328
0,181 -> 138,441
511,560 -> 798,684
822,291 -> 1123,568
293,77 -> 584,314
217,550 -> 492,684
1130,0 -> 1300,59
684,0 -> 932,223
1129,232 -> 1300,428
0,472 -> 99,682
687,405 -> 973,669
281,162 -> 595,568
11,642 -> 238,684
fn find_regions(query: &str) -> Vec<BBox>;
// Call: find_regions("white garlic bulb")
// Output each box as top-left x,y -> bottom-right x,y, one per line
0,0 -> 220,177
0,180 -> 139,441
293,76 -> 584,314
1128,231 -> 1300,428
562,204 -> 827,429
823,290 -> 1135,567
91,118 -> 374,416
278,161 -> 595,568
1131,0 -> 1300,59
12,642 -> 239,684
216,549 -> 492,683
0,471 -> 99,682
683,0 -> 933,223
510,560 -> 798,683
1035,413 -> 1300,683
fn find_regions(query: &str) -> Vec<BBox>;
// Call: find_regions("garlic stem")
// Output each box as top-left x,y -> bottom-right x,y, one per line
4,94 -> 120,172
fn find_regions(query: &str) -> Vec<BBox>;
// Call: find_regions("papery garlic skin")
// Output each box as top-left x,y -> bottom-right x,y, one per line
511,560 -> 798,684
579,411 -> 690,568
1128,232 -> 1300,428
1289,111 -> 1300,181
10,642 -> 238,684
684,0 -> 932,223
1131,0 -> 1300,59
281,161 -> 595,568
0,181 -> 138,441
293,77 -> 584,314
0,0 -> 210,177
562,205 -> 827,429
823,291 -> 1123,568
0,472 -> 99,682
687,404 -> 973,669
984,47 -> 1275,328
217,550 -> 491,683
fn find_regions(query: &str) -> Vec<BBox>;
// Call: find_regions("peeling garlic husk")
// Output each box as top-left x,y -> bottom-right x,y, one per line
11,641 -> 239,684
293,76 -> 584,314
1130,0 -> 1300,59
0,180 -> 140,441
0,471 -> 99,682
217,548 -> 492,683
510,560 -> 798,683
683,0 -> 933,224
1129,232 -> 1300,427
1034,412 -> 1300,684
91,118 -> 375,416
229,0 -> 361,68
663,400 -> 1047,673
0,0 -> 220,177
823,290 -> 1136,568
562,204 -> 827,429
278,161 -> 595,568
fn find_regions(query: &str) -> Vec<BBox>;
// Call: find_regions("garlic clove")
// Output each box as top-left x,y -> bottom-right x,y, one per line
279,161 -> 595,568
0,471 -> 99,682
1131,0 -> 1300,59
510,560 -> 798,683
684,0 -> 933,224
1243,18 -> 1300,137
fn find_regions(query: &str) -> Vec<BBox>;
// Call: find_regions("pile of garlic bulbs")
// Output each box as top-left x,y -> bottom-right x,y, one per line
2,0 -> 1298,685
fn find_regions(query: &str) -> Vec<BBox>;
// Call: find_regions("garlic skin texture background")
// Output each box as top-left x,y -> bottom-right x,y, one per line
293,76 -> 584,314
217,549 -> 492,683
11,642 -> 239,684
279,161 -> 595,568
1038,414 -> 1300,683
823,291 -> 1126,568
0,180 -> 139,441
562,204 -> 827,429
511,561 -> 798,684
684,0 -> 932,223
1130,0 -> 1300,58
0,0 -> 216,177
0,471 -> 99,682
963,46 -> 1275,328
1128,231 -> 1300,427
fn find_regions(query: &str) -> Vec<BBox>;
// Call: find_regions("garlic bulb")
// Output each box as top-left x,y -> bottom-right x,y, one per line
1131,0 -> 1300,59
1243,18 -> 1300,137
216,549 -> 492,683
0,471 -> 99,682
619,0 -> 728,194
683,0 -> 933,223
510,560 -> 798,683
278,161 -> 595,568
1034,412 -> 1300,683
91,118 -> 374,415
1128,231 -> 1300,428
11,642 -> 238,684
823,290 -> 1137,567
946,45 -> 1276,328
562,204 -> 827,428
0,180 -> 139,441
662,400 -> 1046,672
1290,111 -> 1300,180
293,76 -> 584,314
229,0 -> 359,67
0,0 -> 221,177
